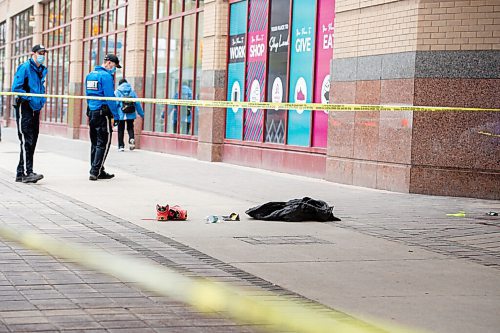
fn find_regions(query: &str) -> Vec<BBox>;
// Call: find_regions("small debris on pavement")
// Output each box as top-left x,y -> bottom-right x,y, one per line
222,213 -> 240,221
205,213 -> 240,223
446,211 -> 466,217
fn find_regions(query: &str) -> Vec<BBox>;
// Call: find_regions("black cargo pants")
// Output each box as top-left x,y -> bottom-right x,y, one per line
89,107 -> 113,177
15,100 -> 40,177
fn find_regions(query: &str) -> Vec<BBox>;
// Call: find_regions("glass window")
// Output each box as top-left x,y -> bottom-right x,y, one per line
171,0 -> 182,15
0,21 -> 6,118
81,40 -> 91,125
97,37 -> 105,63
167,17 -> 181,134
180,14 -> 195,135
108,11 -> 115,32
144,0 -> 203,136
107,34 -> 115,54
58,48 -> 64,122
99,13 -> 106,34
194,13 -> 203,136
159,0 -> 170,18
117,7 -> 126,30
90,38 -> 97,69
65,26 -> 71,44
49,1 -> 55,28
85,1 -> 92,15
83,41 -> 90,75
144,25 -> 156,132
115,32 -> 125,81
41,0 -> 71,124
64,46 -> 70,122
64,1 -> 71,23
155,21 -> 168,132
54,0 -> 60,27
147,0 -> 157,21
54,29 -> 60,47
184,0 -> 195,11
10,8 -> 34,119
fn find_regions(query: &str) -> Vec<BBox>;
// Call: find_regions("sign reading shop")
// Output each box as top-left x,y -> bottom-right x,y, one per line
229,34 -> 246,63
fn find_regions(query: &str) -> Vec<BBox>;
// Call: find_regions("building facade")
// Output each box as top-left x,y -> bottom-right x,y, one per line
0,0 -> 498,199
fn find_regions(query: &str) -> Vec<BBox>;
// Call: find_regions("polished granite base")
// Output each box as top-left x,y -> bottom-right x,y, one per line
329,52 -> 499,199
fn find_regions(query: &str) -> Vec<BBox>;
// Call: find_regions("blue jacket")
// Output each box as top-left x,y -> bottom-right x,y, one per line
11,58 -> 48,111
114,82 -> 144,121
85,66 -> 119,119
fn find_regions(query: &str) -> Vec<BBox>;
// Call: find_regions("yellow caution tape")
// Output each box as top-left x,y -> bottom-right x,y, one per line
446,211 -> 466,217
0,224 -> 422,333
1,91 -> 499,113
478,131 -> 500,138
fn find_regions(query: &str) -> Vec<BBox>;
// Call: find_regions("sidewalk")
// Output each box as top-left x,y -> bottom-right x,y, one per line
0,127 -> 499,333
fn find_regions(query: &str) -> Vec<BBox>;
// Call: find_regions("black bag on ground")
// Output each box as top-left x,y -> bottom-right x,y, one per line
245,197 -> 341,222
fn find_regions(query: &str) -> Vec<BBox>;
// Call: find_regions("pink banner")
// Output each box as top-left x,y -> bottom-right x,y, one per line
312,0 -> 335,148
247,31 -> 267,63
244,1 -> 268,142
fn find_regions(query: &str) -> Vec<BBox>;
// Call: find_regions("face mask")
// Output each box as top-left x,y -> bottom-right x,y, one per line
109,66 -> 116,75
36,55 -> 45,65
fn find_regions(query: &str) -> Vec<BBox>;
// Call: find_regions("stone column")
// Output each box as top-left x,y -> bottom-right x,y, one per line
32,2 -> 43,45
327,0 -> 417,193
197,0 -> 228,161
409,0 -> 500,199
124,0 -> 147,147
67,0 -> 85,139
327,0 -> 499,200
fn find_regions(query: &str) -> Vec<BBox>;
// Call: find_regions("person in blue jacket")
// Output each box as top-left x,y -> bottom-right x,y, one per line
85,54 -> 121,181
11,44 -> 48,184
114,78 -> 144,151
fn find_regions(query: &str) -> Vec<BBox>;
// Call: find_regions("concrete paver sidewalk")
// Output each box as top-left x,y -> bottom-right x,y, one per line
0,128 -> 499,333
0,172 -> 268,333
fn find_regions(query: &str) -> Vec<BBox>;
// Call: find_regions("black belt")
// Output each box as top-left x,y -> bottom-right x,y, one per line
90,105 -> 111,116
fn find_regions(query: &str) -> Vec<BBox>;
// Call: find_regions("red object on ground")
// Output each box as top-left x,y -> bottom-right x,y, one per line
169,205 -> 188,220
156,204 -> 170,221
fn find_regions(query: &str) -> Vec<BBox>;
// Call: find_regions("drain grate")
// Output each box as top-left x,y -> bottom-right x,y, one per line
235,235 -> 333,245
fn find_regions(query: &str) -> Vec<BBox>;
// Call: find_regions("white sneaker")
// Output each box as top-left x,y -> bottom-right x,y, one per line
129,138 -> 135,151
118,147 -> 125,152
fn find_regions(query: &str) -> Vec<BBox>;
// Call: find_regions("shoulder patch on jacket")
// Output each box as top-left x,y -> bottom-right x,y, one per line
87,80 -> 99,90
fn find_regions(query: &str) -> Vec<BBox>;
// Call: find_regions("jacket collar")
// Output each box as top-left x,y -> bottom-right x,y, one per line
29,58 -> 46,72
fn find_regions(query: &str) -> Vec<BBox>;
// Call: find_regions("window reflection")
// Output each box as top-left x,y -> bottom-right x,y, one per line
144,26 -> 156,132
144,0 -> 203,136
11,8 -> 34,119
41,0 -> 71,124
0,22 -> 6,118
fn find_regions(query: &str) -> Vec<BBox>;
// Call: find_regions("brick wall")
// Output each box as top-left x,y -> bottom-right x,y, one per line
334,0 -> 499,58
334,0 -> 419,58
125,0 -> 147,78
416,0 -> 500,51
201,0 -> 228,71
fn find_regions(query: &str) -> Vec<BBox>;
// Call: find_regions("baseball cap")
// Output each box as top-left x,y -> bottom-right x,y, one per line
104,54 -> 122,68
32,44 -> 47,53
